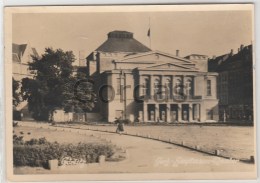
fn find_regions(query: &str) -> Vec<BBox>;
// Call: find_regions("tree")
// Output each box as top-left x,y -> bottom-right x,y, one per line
13,78 -> 20,108
21,48 -> 96,121
63,68 -> 97,120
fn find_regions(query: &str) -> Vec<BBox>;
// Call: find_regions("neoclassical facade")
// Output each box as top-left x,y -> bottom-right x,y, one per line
87,31 -> 219,122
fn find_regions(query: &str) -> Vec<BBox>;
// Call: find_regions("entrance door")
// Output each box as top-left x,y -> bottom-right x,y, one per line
148,104 -> 155,122
138,111 -> 143,122
159,104 -> 167,122
182,104 -> 189,121
170,104 -> 178,122
170,111 -> 177,122
150,111 -> 155,121
161,111 -> 166,122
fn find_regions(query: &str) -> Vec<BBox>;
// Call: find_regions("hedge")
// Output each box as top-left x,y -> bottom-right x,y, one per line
13,136 -> 114,168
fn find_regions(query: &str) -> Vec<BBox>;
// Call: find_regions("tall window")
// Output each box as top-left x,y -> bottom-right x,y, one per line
186,79 -> 192,96
154,78 -> 160,98
143,78 -> 150,96
207,80 -> 212,96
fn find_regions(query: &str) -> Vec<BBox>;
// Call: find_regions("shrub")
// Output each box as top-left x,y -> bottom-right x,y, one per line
13,138 -> 115,168
13,135 -> 24,145
122,119 -> 131,124
13,143 -> 62,168
13,110 -> 22,121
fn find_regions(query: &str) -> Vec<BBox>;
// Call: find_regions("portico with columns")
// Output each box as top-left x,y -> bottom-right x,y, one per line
137,72 -> 205,122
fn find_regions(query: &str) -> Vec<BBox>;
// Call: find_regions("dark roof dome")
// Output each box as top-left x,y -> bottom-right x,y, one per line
96,30 -> 151,53
107,30 -> 133,39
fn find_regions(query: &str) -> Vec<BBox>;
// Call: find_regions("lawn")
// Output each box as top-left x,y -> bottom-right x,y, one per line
13,126 -> 103,144
75,124 -> 255,160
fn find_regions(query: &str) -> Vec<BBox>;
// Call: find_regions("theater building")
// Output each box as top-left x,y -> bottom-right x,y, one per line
87,31 -> 219,122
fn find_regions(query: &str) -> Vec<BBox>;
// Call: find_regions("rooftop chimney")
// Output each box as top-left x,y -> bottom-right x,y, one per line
230,49 -> 233,56
240,44 -> 244,51
176,50 -> 179,57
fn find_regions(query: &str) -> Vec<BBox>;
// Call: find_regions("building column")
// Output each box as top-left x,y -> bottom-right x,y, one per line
188,104 -> 192,122
155,104 -> 159,122
161,75 -> 165,100
170,76 -> 174,100
139,75 -> 143,96
178,104 -> 182,122
143,104 -> 148,122
167,104 -> 171,123
193,104 -> 200,122
150,75 -> 154,100
200,103 -> 205,122
172,76 -> 175,99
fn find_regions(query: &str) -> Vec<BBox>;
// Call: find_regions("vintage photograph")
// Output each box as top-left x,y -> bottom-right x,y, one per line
5,4 -> 256,181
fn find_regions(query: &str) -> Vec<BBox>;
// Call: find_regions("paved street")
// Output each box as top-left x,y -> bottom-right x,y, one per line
14,122 -> 255,174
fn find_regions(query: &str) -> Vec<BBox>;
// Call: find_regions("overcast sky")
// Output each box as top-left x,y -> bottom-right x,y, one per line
12,10 -> 253,65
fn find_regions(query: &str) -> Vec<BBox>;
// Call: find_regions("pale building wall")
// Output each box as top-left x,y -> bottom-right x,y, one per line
13,62 -> 33,81
88,60 -> 97,76
194,60 -> 208,72
107,72 -> 124,122
203,75 -> 218,100
53,110 -> 73,122
201,100 -> 219,122
194,75 -> 204,97
85,113 -> 103,122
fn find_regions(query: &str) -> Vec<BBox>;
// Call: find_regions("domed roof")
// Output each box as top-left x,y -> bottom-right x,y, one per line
96,30 -> 151,53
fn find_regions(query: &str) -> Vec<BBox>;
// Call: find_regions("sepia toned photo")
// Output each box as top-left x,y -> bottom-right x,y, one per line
5,4 -> 256,181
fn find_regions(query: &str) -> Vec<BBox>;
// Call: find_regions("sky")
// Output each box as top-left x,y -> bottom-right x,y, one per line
12,10 -> 253,65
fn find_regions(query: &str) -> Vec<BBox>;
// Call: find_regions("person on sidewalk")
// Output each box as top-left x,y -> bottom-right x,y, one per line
116,117 -> 124,135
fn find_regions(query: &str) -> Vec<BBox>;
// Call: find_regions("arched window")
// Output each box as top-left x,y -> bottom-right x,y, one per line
175,79 -> 182,96
165,78 -> 171,97
154,78 -> 160,95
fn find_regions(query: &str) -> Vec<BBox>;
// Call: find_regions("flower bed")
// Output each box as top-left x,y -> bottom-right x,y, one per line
13,136 -> 114,168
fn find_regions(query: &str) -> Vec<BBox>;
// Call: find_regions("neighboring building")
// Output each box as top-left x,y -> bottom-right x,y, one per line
12,43 -> 39,81
73,65 -> 87,77
86,30 -> 219,123
208,45 -> 253,122
12,43 -> 39,120
72,50 -> 88,77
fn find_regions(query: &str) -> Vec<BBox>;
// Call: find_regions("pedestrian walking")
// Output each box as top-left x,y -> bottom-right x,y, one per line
116,117 -> 124,135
